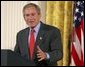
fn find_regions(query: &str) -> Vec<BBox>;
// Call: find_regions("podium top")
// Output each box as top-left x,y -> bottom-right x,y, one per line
1,49 -> 36,66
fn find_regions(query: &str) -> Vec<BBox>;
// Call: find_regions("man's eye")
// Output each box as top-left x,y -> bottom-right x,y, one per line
24,13 -> 35,17
25,14 -> 29,16
31,13 -> 35,16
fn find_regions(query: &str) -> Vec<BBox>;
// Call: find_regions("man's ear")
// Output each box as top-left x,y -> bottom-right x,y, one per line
39,14 -> 41,19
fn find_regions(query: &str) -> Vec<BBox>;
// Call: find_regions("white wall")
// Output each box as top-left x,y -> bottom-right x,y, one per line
1,1 -> 46,50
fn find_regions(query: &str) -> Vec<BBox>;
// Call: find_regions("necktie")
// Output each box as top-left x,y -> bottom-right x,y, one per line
29,29 -> 35,60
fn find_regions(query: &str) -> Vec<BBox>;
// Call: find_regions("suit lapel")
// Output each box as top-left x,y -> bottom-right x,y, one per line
35,30 -> 44,46
36,22 -> 46,46
23,28 -> 30,60
36,22 -> 45,45
33,22 -> 46,59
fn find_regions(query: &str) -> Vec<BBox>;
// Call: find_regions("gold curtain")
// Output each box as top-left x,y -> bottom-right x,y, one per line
46,1 -> 73,66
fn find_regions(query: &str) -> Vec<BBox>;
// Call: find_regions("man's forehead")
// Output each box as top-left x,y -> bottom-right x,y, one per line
25,6 -> 36,10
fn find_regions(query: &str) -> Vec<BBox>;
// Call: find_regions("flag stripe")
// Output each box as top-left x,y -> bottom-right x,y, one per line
75,26 -> 81,43
71,43 -> 81,66
74,31 -> 81,59
81,20 -> 84,32
70,56 -> 76,66
81,19 -> 84,65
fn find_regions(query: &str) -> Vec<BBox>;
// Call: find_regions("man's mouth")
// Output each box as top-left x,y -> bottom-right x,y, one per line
29,21 -> 34,23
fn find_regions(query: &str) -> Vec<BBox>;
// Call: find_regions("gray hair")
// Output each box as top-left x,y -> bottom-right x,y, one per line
23,3 -> 41,15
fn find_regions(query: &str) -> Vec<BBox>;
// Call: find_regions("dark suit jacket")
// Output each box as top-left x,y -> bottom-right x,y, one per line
14,22 -> 63,66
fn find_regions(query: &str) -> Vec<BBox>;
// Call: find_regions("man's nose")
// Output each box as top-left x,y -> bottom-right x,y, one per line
29,15 -> 34,19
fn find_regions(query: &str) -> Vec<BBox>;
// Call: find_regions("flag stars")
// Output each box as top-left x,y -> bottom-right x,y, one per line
83,1 -> 84,3
75,8 -> 79,13
77,1 -> 80,6
74,16 -> 77,21
81,11 -> 83,16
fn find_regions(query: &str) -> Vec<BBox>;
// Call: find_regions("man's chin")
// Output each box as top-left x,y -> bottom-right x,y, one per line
29,25 -> 36,28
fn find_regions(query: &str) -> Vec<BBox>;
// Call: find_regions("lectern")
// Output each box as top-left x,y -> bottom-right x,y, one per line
1,49 -> 36,66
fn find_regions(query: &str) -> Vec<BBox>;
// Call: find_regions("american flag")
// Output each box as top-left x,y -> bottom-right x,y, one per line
70,1 -> 84,66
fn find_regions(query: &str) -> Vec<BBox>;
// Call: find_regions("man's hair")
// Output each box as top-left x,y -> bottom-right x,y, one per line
23,3 -> 41,15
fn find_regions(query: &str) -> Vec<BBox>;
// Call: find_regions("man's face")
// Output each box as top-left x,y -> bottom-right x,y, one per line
23,7 -> 41,28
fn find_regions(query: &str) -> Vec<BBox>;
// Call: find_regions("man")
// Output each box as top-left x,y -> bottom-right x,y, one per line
14,3 -> 63,66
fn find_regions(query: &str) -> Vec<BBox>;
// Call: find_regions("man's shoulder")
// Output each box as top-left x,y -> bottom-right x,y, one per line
42,23 -> 60,32
17,27 -> 29,35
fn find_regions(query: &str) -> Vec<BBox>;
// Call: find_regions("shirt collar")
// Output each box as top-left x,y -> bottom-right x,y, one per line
29,22 -> 41,33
